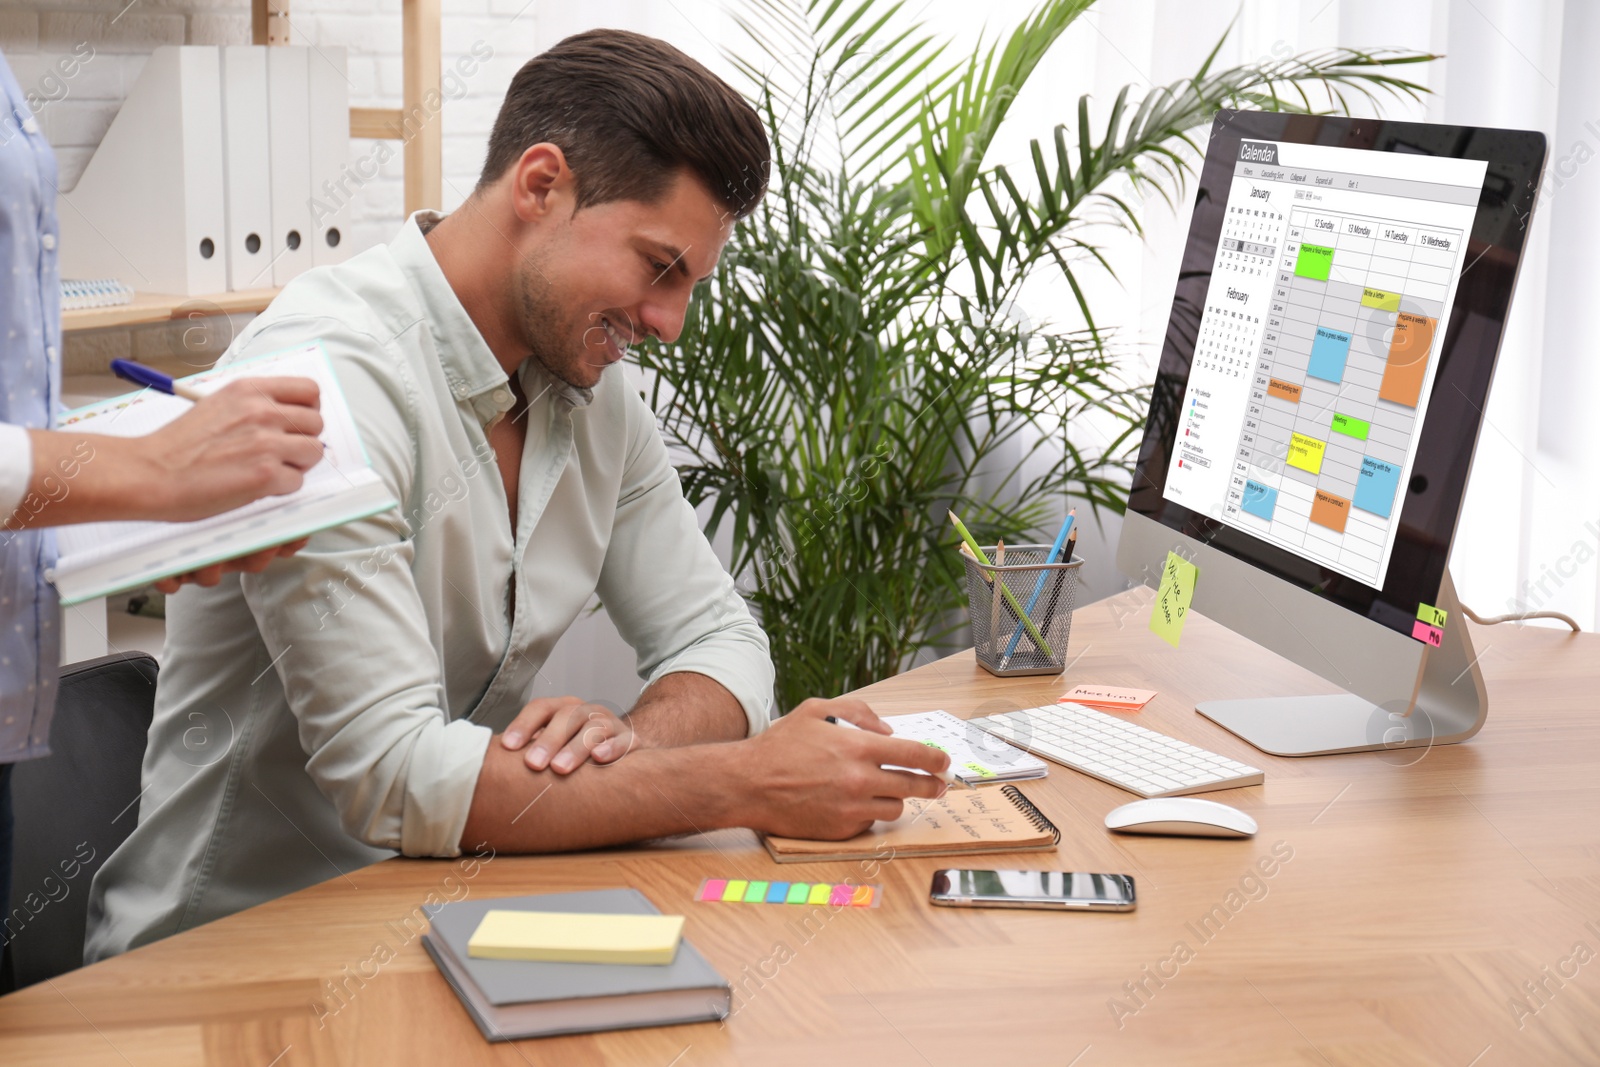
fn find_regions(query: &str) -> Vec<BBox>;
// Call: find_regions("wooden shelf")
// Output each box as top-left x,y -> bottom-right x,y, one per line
62,288 -> 280,333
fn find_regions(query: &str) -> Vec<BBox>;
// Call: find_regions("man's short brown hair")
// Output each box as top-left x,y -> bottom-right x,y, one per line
478,29 -> 770,220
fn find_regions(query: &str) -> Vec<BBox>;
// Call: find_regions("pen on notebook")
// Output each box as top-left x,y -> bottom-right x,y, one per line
110,358 -> 206,402
822,714 -> 974,790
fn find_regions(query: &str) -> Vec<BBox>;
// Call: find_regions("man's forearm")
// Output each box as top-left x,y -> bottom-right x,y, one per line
462,695 -> 959,854
460,736 -> 750,853
626,670 -> 753,747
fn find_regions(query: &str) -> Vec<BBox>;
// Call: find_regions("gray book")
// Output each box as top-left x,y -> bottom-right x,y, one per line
422,888 -> 730,1042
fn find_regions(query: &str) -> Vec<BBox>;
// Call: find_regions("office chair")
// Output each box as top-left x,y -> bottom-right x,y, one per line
1,652 -> 157,992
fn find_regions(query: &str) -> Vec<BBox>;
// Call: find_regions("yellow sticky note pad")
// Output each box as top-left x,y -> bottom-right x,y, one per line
1287,432 -> 1327,475
1149,551 -> 1198,648
466,910 -> 685,965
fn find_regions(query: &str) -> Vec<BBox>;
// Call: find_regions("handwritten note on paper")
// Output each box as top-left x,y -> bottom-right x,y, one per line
904,790 -> 1018,841
1149,551 -> 1198,648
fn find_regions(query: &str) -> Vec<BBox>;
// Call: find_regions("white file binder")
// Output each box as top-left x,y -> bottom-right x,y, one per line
220,46 -> 275,291
57,47 -> 229,297
267,46 -> 314,286
307,46 -> 353,268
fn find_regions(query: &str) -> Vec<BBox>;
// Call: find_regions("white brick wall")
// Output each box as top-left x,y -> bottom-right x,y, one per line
0,0 -> 548,375
0,0 -> 544,260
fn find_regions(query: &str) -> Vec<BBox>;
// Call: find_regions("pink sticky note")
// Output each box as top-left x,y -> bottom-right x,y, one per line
1061,684 -> 1158,710
828,884 -> 853,907
698,878 -> 728,902
1411,619 -> 1443,647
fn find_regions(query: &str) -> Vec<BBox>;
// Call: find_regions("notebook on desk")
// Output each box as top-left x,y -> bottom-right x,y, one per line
47,341 -> 397,606
423,889 -> 729,1042
761,784 -> 1060,863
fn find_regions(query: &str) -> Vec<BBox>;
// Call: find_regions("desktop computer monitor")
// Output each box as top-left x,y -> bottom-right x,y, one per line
1118,110 -> 1546,756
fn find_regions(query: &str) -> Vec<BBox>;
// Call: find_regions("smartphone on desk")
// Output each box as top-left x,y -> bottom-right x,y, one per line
930,869 -> 1136,911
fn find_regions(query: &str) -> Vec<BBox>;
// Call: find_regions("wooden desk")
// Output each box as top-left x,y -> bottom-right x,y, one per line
3,594 -> 1597,1065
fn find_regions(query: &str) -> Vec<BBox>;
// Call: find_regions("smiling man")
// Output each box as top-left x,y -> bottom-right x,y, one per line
86,29 -> 949,960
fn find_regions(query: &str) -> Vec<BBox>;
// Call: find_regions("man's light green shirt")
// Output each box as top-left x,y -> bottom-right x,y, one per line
86,213 -> 773,960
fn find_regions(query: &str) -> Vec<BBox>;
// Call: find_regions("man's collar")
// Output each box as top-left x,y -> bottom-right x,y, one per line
392,210 -> 594,427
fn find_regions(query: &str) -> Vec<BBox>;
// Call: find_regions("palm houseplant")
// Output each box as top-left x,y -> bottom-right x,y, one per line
635,0 -> 1434,711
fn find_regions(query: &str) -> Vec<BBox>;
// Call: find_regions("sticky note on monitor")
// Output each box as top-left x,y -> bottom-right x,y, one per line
466,910 -> 684,965
1411,619 -> 1443,647
1149,551 -> 1198,648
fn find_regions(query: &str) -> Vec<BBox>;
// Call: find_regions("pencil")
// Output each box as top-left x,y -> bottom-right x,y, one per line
946,511 -> 1053,658
1000,508 -> 1075,668
1036,521 -> 1082,646
990,540 -> 1005,651
959,541 -> 991,584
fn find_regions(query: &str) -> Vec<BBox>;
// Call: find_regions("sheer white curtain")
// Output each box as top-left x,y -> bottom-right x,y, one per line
916,0 -> 1589,630
534,0 -> 1591,704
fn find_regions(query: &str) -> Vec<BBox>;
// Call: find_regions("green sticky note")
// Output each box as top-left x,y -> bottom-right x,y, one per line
743,880 -> 768,903
786,883 -> 810,904
1417,603 -> 1448,628
1330,412 -> 1371,440
721,880 -> 748,903
963,762 -> 996,779
1294,243 -> 1333,281
1150,551 -> 1198,648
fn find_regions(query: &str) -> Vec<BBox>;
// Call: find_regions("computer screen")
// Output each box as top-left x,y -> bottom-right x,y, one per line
1129,110 -> 1545,642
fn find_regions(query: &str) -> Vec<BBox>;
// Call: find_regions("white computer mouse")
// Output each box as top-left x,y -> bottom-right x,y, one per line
1104,797 -> 1258,838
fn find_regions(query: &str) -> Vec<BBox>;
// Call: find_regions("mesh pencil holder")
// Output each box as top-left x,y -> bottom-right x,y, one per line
962,544 -> 1084,678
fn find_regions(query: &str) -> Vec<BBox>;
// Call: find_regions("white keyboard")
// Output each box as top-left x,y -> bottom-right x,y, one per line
975,703 -> 1264,798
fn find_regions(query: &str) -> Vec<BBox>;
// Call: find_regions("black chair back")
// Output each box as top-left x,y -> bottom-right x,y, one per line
1,652 -> 156,992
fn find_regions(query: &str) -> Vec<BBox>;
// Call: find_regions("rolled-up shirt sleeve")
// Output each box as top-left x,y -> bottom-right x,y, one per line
238,329 -> 491,857
0,422 -> 33,518
597,392 -> 775,736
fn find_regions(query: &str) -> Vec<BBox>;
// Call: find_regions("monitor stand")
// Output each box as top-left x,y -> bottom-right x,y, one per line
1195,571 -> 1487,757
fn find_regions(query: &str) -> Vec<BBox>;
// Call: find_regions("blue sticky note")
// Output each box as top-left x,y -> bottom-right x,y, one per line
1240,479 -> 1278,521
1353,456 -> 1401,518
1307,326 -> 1353,383
766,882 -> 790,904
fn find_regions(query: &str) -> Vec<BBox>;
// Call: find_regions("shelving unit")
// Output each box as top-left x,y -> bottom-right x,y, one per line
57,4 -> 445,663
63,0 -> 442,336
61,288 -> 281,333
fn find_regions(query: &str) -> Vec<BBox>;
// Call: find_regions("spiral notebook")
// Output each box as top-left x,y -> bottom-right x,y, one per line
761,784 -> 1060,863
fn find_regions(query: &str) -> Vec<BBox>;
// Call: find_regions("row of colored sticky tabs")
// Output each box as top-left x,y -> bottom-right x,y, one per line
695,878 -> 881,908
